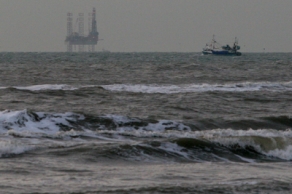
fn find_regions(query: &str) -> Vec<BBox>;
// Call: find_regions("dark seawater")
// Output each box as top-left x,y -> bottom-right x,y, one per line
0,52 -> 292,193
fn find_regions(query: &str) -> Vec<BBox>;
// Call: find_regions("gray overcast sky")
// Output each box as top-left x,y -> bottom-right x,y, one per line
0,0 -> 291,52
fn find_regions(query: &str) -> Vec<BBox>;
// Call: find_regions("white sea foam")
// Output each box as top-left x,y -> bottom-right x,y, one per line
0,138 -> 35,157
0,110 -> 291,160
194,128 -> 292,161
0,109 -> 84,135
0,109 -> 96,157
266,145 -> 292,160
15,84 -> 79,91
95,128 -> 292,161
159,142 -> 194,160
101,115 -> 191,132
102,81 -> 292,94
0,84 -> 96,91
196,128 -> 292,138
0,81 -> 292,93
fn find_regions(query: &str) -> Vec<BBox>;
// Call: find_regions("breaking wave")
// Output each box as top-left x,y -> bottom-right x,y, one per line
101,81 -> 292,93
0,84 -> 95,91
0,110 -> 292,162
2,81 -> 292,93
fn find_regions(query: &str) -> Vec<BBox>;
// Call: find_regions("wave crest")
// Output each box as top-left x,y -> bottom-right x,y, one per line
0,110 -> 292,161
1,81 -> 292,93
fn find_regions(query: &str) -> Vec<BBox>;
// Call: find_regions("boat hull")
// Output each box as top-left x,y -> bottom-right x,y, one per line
202,50 -> 212,55
211,50 -> 241,56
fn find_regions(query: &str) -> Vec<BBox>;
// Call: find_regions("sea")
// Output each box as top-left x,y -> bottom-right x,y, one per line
0,52 -> 291,194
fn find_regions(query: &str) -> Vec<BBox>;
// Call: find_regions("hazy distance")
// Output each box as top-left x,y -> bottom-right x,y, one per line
0,0 -> 291,52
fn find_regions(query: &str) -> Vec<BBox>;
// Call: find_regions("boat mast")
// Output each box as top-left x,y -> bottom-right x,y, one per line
212,35 -> 215,49
235,37 -> 238,45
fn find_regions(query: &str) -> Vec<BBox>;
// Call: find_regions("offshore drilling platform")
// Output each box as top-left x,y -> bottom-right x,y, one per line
65,8 -> 99,52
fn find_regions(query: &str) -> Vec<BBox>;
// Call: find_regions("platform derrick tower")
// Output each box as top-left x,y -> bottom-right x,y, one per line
66,13 -> 73,52
65,8 -> 99,52
78,13 -> 84,52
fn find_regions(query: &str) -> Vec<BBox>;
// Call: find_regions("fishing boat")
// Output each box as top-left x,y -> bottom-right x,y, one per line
202,35 -> 217,55
202,35 -> 242,56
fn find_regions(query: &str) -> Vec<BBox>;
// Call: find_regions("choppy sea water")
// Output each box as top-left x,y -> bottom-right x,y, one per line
0,52 -> 292,193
